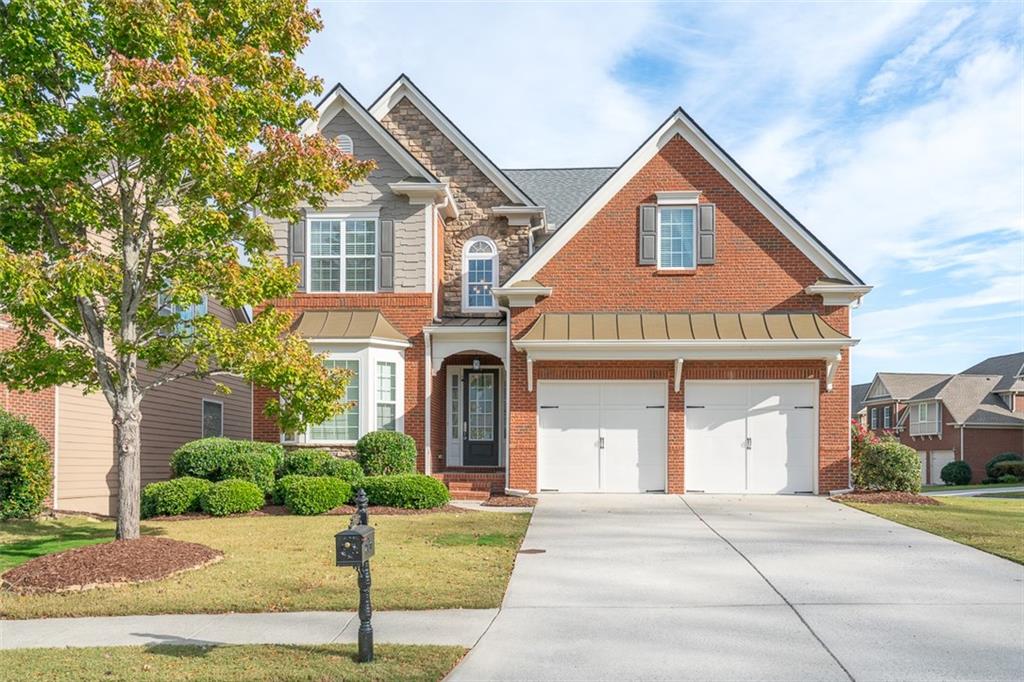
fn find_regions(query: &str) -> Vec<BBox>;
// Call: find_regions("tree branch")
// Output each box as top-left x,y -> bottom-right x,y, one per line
143,368 -> 240,392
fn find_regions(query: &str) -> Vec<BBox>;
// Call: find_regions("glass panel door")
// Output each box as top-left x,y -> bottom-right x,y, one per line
467,373 -> 494,441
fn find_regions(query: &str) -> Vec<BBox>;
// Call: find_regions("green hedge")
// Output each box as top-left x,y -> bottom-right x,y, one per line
280,449 -> 333,477
321,457 -> 364,486
854,438 -> 921,493
272,474 -> 305,505
361,474 -> 450,509
281,476 -> 352,516
141,477 -> 212,518
356,431 -> 417,476
940,460 -> 972,486
199,479 -> 265,516
986,453 -> 1022,480
0,408 -> 52,520
171,438 -> 281,493
992,460 -> 1024,479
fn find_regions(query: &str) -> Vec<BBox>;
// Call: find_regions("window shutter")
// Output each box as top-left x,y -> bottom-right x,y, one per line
638,204 -> 656,265
289,213 -> 306,292
379,219 -> 394,291
697,203 -> 716,265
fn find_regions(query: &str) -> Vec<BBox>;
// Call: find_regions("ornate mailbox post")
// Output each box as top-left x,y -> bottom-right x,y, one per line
335,488 -> 375,662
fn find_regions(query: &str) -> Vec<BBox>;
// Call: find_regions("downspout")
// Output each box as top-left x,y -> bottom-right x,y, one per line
959,423 -> 965,462
423,329 -> 432,476
527,211 -> 549,256
498,304 -> 512,495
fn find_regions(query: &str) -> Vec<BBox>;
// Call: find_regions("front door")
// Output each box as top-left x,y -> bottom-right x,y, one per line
463,369 -> 499,466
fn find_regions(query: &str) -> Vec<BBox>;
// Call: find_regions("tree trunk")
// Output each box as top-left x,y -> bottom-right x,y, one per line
114,405 -> 143,540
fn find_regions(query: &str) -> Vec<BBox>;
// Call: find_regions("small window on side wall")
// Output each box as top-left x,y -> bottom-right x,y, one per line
202,399 -> 223,438
463,236 -> 498,311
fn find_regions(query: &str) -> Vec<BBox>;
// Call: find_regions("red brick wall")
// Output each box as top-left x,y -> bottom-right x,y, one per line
963,427 -> 1024,479
506,133 -> 851,493
252,293 -> 434,470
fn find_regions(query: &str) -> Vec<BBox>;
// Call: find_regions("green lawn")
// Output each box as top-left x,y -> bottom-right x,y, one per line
0,511 -> 530,619
845,496 -> 1024,564
0,517 -> 112,571
922,482 -> 1023,492
0,643 -> 465,682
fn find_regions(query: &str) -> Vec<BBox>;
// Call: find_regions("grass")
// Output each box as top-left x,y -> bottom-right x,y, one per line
0,517 -> 112,571
845,496 -> 1024,564
0,643 -> 466,681
0,510 -> 530,619
978,491 -> 1024,499
921,481 -> 1023,492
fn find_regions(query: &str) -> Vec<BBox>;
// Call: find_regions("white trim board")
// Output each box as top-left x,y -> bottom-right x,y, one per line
508,108 -> 864,286
369,75 -> 537,207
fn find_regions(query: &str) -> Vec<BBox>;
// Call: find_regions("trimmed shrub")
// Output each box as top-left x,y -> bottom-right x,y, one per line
321,457 -> 364,487
854,438 -> 921,493
0,409 -> 52,520
940,460 -> 972,486
199,479 -> 265,516
171,438 -> 281,493
282,476 -> 352,516
356,431 -> 417,476
361,474 -> 450,509
141,477 -> 212,518
985,452 -> 1022,480
992,460 -> 1024,479
273,474 -> 307,505
280,449 -> 333,477
997,474 -> 1022,484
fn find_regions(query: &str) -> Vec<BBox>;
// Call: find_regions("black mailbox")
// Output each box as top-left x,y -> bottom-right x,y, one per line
335,525 -> 375,567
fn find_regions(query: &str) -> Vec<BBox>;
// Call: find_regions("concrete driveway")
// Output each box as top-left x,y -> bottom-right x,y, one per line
450,494 -> 1024,682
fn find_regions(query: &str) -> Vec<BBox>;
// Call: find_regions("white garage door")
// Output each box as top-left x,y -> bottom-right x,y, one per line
685,382 -> 817,494
537,381 -> 666,492
930,450 -> 955,485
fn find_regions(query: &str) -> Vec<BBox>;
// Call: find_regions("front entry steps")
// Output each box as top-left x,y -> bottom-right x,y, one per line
433,470 -> 504,500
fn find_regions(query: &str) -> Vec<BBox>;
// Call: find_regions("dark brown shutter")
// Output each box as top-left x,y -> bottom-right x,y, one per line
379,219 -> 394,291
289,211 -> 306,291
638,204 -> 657,265
697,203 -> 716,265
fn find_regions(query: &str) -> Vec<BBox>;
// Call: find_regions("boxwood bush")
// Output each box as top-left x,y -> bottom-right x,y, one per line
281,476 -> 352,516
141,477 -> 212,518
280,449 -> 333,477
199,479 -> 265,516
854,438 -> 921,493
992,460 -> 1024,479
272,474 -> 306,505
986,453 -> 1023,480
171,438 -> 281,493
321,457 -> 364,487
940,460 -> 972,486
361,474 -> 450,509
0,409 -> 52,520
356,431 -> 417,476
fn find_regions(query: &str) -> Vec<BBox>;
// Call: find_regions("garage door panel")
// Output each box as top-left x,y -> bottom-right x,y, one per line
600,382 -> 664,407
747,407 -> 815,493
538,405 -> 600,492
930,450 -> 954,485
685,407 -> 747,493
600,406 -> 666,492
538,383 -> 599,408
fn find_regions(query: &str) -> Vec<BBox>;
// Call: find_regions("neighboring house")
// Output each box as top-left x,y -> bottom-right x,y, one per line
861,352 -> 1024,485
253,74 -> 869,498
0,303 -> 252,516
851,382 -> 870,424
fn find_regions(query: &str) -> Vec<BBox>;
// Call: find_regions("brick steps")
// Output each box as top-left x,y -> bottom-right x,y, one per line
432,471 -> 504,500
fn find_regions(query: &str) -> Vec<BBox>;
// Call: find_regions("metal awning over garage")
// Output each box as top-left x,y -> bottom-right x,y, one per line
514,312 -> 857,392
291,310 -> 410,347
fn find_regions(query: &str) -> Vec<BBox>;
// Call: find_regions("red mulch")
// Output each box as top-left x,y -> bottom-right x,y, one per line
833,491 -> 940,505
147,504 -> 462,521
1,537 -> 223,595
482,495 -> 537,508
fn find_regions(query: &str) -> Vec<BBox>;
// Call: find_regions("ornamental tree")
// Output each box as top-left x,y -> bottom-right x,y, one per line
0,0 -> 374,539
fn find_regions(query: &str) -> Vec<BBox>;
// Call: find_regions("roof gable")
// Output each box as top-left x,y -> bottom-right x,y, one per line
300,83 -> 436,182
508,108 -> 864,286
369,75 -> 536,206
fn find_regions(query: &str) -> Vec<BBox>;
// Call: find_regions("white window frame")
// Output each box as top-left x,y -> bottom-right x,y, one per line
306,211 -> 380,294
376,360 -> 398,431
301,344 -> 405,446
883,405 -> 892,429
201,398 -> 224,438
655,204 -> 697,272
870,407 -> 878,430
462,235 -> 499,312
909,401 -> 941,437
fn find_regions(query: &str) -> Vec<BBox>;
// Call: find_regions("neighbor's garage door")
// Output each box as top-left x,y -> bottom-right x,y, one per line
537,381 -> 666,493
685,382 -> 816,494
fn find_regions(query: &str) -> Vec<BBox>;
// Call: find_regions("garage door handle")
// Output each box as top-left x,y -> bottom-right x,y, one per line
744,437 -> 752,449
540,405 -> 559,409
598,436 -> 605,449
795,405 -> 814,410
686,405 -> 705,409
646,405 -> 665,409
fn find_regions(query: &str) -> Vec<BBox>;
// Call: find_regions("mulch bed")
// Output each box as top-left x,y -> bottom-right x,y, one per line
146,504 -> 463,522
1,537 -> 223,595
482,495 -> 537,508
833,491 -> 940,505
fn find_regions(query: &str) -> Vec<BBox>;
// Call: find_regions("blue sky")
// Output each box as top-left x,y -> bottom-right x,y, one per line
300,1 -> 1023,384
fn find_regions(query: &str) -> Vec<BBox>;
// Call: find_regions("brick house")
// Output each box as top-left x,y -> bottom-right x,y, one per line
254,75 -> 871,498
860,352 -> 1024,485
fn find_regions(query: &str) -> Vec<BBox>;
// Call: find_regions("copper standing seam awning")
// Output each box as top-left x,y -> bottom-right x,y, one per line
291,310 -> 409,346
513,313 -> 857,392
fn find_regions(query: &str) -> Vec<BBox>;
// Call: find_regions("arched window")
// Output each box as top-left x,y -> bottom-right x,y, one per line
463,236 -> 498,311
337,134 -> 353,155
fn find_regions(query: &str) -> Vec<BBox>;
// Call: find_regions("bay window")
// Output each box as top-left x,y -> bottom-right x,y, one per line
376,361 -> 397,431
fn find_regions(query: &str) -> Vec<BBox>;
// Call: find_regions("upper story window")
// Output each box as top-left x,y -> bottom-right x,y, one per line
463,236 -> 498,311
910,401 -> 940,437
308,216 -> 377,292
337,134 -> 353,155
657,206 -> 696,270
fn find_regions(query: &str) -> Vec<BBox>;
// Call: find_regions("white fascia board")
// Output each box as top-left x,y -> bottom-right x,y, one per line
300,83 -> 435,182
509,109 -> 864,287
513,338 -> 857,361
307,337 -> 411,349
369,76 -> 537,207
424,325 -> 506,337
805,283 -> 874,307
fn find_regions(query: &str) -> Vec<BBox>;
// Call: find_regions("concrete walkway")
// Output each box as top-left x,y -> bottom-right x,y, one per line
450,494 -> 1024,682
926,485 -> 1024,497
0,609 -> 496,650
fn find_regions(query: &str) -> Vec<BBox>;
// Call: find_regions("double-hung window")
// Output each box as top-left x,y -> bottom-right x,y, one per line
309,359 -> 360,442
309,217 -> 377,292
883,406 -> 892,429
376,361 -> 397,431
657,206 -> 696,270
202,399 -> 223,438
870,408 -> 878,430
463,236 -> 498,311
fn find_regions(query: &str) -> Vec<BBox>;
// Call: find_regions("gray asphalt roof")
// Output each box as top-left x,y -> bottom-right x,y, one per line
851,383 -> 870,417
962,351 -> 1024,392
872,373 -> 951,401
503,167 -> 616,229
